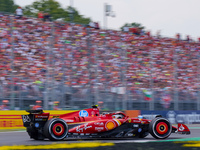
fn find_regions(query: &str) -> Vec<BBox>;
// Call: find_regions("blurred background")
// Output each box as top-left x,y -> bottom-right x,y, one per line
0,0 -> 200,111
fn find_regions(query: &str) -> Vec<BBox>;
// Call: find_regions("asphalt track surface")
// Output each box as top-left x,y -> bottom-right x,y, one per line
0,127 -> 200,146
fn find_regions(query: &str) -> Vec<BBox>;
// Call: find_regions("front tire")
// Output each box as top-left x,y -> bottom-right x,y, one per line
43,118 -> 68,141
149,117 -> 172,139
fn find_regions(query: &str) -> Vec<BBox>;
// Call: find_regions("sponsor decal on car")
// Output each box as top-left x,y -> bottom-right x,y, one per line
138,128 -> 142,133
22,115 -> 31,123
94,122 -> 104,126
65,120 -> 74,122
132,120 -> 141,123
105,120 -> 116,130
127,133 -> 133,136
35,115 -> 49,118
76,123 -> 92,132
53,116 -> 60,118
133,124 -> 139,127
35,118 -> 48,121
178,124 -> 185,131
79,110 -> 89,117
95,127 -> 104,132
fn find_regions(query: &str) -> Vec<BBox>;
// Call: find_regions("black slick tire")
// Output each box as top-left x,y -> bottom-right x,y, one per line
43,118 -> 68,141
149,117 -> 172,139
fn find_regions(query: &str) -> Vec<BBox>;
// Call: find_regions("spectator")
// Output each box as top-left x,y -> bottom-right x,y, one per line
43,12 -> 51,22
98,101 -> 104,110
123,26 -> 129,32
88,21 -> 95,28
38,11 -> 44,21
32,100 -> 43,110
15,7 -> 23,19
94,22 -> 100,29
53,101 -> 60,110
0,100 -> 9,110
186,35 -> 190,42
176,33 -> 180,41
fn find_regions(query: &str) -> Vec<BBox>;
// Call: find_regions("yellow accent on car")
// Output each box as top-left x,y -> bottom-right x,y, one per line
114,119 -> 121,126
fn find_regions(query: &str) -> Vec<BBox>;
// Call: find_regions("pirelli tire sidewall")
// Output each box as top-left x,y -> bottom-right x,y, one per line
43,118 -> 68,141
149,117 -> 172,139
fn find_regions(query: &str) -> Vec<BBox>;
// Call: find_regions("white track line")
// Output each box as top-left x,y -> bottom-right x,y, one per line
0,130 -> 26,133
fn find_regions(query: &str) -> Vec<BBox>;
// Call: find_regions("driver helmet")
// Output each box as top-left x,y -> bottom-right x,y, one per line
112,114 -> 123,119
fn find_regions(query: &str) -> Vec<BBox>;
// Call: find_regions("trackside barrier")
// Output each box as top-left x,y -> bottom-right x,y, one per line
0,110 -> 75,130
141,110 -> 200,124
125,110 -> 140,118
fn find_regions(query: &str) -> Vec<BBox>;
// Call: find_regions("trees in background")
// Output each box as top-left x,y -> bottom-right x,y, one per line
120,22 -> 145,34
0,0 -> 19,13
121,22 -> 145,31
0,0 -> 145,31
0,0 -> 91,24
23,0 -> 91,24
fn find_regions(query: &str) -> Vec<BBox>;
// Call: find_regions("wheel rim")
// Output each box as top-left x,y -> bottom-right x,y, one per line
156,122 -> 168,135
52,123 -> 65,136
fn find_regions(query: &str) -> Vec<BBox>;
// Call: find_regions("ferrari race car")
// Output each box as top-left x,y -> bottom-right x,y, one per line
22,105 -> 190,141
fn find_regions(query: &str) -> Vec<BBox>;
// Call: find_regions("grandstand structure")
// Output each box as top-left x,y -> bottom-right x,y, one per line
0,13 -> 200,110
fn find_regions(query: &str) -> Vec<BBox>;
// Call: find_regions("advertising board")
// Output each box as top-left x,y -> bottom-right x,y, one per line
141,110 -> 200,124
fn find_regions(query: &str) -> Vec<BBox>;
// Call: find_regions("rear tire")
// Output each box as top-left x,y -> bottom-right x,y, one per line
43,118 -> 68,141
149,117 -> 172,139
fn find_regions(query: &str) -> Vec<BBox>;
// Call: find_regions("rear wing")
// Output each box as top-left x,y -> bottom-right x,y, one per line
22,110 -> 49,128
26,109 -> 44,114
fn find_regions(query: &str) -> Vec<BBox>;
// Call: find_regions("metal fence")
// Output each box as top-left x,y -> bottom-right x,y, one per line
0,13 -> 200,110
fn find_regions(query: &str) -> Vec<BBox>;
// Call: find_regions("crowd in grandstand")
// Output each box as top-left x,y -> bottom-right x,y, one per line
0,13 -> 200,107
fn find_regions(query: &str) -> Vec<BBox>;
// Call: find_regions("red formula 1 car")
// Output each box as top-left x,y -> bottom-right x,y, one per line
22,105 -> 190,141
